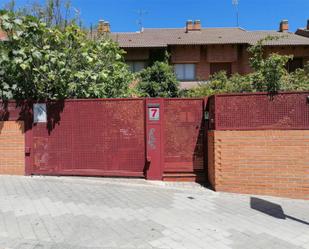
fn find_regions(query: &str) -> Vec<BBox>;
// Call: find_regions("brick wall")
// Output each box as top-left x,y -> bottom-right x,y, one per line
124,48 -> 150,61
123,45 -> 309,83
237,45 -> 252,75
0,121 -> 25,175
265,46 -> 309,60
207,131 -> 215,187
171,45 -> 201,63
208,130 -> 309,200
206,45 -> 238,63
196,46 -> 210,81
141,45 -> 308,81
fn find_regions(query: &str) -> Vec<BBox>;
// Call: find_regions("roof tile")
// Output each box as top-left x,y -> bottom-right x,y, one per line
109,28 -> 309,48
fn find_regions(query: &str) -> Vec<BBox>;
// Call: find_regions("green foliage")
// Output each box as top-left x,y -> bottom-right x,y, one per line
248,36 -> 292,93
187,36 -> 308,97
186,71 -> 252,97
135,61 -> 179,97
1,10 -> 307,100
0,12 -> 133,100
282,63 -> 309,91
247,36 -> 282,71
4,0 -> 81,29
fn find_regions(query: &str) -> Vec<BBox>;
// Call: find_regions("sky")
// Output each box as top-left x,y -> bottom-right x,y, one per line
2,0 -> 309,32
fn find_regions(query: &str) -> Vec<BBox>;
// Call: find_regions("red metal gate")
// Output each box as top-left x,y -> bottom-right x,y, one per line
29,99 -> 146,177
163,98 -> 206,181
144,98 -> 207,181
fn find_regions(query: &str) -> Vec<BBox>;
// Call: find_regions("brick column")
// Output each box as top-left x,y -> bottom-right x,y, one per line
0,121 -> 25,175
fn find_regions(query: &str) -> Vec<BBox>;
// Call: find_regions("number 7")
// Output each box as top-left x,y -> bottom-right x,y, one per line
151,109 -> 157,117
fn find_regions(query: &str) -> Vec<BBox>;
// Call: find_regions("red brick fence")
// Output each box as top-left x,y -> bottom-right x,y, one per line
207,92 -> 309,200
0,92 -> 308,199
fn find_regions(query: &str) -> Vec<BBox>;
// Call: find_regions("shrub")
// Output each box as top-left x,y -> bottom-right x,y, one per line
0,11 -> 133,100
186,36 -> 308,97
135,61 -> 179,97
186,71 -> 253,97
282,63 -> 309,91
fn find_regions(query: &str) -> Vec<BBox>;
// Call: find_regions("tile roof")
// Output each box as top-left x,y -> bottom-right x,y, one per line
109,27 -> 309,48
296,28 -> 309,38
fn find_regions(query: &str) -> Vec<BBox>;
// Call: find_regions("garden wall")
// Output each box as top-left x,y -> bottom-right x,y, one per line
0,121 -> 25,175
207,92 -> 309,199
1,92 -> 308,200
0,102 -> 28,175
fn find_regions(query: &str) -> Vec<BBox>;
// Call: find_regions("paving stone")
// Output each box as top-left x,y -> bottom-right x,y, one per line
0,175 -> 308,249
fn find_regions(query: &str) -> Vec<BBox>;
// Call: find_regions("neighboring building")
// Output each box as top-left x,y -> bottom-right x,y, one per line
1,19 -> 309,89
296,20 -> 309,38
96,20 -> 309,89
0,30 -> 7,41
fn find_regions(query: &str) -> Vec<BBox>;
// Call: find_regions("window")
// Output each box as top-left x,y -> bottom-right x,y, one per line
286,58 -> 303,73
210,63 -> 232,76
127,61 -> 146,73
174,64 -> 196,81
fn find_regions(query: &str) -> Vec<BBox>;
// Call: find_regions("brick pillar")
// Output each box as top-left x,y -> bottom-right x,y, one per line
0,121 -> 25,175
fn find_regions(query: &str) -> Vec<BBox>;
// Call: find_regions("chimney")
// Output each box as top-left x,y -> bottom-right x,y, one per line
97,20 -> 110,35
186,20 -> 193,32
103,21 -> 111,33
186,20 -> 202,32
97,20 -> 104,35
193,20 -> 201,31
279,20 -> 289,32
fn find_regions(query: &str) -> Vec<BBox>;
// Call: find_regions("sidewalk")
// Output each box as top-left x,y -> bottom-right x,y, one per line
0,176 -> 308,249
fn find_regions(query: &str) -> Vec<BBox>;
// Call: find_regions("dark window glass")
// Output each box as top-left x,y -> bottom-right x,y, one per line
127,61 -> 146,73
286,58 -> 303,73
210,63 -> 232,76
174,64 -> 196,81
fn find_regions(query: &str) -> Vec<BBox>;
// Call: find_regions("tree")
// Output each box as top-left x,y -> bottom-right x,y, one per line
3,0 -> 15,12
0,11 -> 133,100
186,36 -> 308,97
282,63 -> 309,91
135,61 -> 179,97
4,0 -> 81,29
186,71 -> 252,97
248,36 -> 292,93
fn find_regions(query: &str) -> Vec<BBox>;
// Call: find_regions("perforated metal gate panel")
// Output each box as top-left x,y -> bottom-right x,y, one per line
163,99 -> 204,172
209,92 -> 309,130
31,99 -> 146,176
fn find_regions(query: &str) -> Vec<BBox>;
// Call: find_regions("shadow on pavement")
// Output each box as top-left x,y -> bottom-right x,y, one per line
250,197 -> 309,226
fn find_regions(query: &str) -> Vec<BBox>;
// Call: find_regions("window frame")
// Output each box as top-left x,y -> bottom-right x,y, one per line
127,61 -> 147,73
174,63 -> 197,81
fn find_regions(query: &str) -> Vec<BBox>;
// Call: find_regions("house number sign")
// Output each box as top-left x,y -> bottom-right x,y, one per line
148,107 -> 160,121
